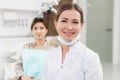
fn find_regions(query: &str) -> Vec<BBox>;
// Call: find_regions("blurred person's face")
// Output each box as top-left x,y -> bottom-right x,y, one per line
55,9 -> 83,41
32,22 -> 47,40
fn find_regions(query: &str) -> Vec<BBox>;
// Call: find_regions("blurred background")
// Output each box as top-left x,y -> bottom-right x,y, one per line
0,0 -> 120,80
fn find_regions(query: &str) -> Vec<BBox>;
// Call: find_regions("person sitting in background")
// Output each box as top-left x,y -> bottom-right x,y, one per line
14,17 -> 59,80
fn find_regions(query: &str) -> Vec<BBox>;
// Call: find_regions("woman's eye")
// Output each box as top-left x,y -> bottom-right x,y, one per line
34,27 -> 38,30
61,20 -> 66,22
73,22 -> 79,24
40,27 -> 44,30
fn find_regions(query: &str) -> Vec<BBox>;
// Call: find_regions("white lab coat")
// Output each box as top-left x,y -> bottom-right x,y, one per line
42,41 -> 103,80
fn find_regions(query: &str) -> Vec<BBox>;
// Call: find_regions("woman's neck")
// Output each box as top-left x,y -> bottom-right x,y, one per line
61,45 -> 69,63
35,38 -> 46,49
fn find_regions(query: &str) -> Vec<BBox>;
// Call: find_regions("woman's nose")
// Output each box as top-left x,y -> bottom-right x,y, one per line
66,23 -> 73,29
37,29 -> 41,32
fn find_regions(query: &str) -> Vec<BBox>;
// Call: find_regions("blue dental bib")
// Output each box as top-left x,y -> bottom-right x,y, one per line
22,49 -> 46,78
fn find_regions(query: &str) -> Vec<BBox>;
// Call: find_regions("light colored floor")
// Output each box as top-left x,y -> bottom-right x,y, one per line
102,62 -> 120,80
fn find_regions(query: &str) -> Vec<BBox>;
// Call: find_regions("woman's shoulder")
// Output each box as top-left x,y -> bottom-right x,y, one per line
46,46 -> 60,57
23,42 -> 35,49
48,36 -> 60,47
77,41 -> 99,57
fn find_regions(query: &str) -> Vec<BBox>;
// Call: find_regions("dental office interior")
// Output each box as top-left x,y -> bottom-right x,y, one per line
0,0 -> 120,80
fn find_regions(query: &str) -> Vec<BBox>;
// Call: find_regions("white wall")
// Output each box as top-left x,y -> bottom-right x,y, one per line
0,10 -> 38,37
0,0 -> 41,11
113,0 -> 120,65
78,0 -> 87,45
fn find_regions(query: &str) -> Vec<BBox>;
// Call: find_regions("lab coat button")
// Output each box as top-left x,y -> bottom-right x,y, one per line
61,66 -> 63,68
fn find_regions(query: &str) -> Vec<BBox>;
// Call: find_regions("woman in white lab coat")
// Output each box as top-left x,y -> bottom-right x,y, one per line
42,2 -> 103,80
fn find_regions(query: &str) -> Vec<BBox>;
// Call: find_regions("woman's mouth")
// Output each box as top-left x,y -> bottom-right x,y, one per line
64,32 -> 74,36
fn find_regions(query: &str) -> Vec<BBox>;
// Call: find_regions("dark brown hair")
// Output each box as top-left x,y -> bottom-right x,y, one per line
31,17 -> 47,30
55,2 -> 84,23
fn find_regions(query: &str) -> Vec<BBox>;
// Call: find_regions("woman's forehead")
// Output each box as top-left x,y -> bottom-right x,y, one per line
59,9 -> 81,20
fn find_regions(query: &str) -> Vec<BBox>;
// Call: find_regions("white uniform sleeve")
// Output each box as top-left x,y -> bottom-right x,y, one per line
84,54 -> 103,80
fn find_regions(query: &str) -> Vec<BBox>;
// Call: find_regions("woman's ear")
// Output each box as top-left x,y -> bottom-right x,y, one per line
46,29 -> 48,34
81,23 -> 84,28
45,28 -> 48,35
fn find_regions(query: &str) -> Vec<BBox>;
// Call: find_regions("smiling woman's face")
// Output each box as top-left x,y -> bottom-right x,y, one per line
56,9 -> 83,41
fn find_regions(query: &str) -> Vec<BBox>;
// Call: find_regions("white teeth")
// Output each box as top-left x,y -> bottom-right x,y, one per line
65,32 -> 74,34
